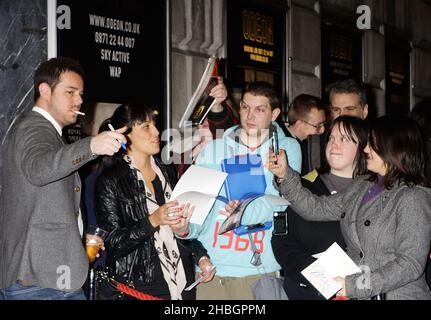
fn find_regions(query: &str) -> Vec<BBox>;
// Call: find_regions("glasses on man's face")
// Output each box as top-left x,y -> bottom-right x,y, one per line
302,119 -> 326,131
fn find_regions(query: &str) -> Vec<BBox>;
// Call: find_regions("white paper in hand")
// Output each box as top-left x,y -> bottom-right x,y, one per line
301,242 -> 361,300
318,243 -> 362,278
184,266 -> 216,291
170,165 -> 227,225
301,263 -> 342,299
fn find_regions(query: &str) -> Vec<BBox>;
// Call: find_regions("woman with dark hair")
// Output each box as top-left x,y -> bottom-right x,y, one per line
272,116 -> 369,300
269,115 -> 431,300
95,104 -> 214,300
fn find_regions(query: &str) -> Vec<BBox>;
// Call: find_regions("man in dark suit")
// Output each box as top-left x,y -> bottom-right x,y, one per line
0,57 -> 127,300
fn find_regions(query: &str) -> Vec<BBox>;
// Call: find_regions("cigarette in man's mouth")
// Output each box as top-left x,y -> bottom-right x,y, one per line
73,110 -> 85,116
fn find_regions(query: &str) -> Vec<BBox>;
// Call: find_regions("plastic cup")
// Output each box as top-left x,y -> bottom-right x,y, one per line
86,226 -> 108,263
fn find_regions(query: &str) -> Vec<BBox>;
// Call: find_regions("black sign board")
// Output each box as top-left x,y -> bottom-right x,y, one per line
385,40 -> 410,116
321,23 -> 362,99
56,0 -> 166,143
226,0 -> 285,100
56,0 -> 166,107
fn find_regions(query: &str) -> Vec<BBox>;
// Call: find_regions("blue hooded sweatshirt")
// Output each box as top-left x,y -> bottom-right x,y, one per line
184,122 -> 302,277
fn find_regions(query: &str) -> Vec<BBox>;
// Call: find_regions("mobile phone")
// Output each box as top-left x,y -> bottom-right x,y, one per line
271,125 -> 279,164
272,211 -> 288,235
234,221 -> 272,236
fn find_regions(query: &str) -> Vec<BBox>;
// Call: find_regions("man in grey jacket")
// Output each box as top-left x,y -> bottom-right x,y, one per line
0,57 -> 127,300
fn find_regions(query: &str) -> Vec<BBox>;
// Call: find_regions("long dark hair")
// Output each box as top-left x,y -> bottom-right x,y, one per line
320,115 -> 369,178
368,115 -> 429,188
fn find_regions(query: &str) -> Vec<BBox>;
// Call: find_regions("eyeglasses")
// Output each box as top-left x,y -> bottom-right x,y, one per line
302,119 -> 326,130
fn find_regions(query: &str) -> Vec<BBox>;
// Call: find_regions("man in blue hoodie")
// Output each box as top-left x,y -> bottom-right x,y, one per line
172,81 -> 302,299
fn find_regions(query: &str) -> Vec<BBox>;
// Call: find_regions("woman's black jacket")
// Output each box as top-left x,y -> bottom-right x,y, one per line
95,157 -> 208,295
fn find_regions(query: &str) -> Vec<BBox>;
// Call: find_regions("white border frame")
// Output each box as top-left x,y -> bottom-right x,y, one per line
47,0 -> 57,59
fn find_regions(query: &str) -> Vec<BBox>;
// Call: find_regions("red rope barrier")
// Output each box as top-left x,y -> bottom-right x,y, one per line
117,283 -> 163,300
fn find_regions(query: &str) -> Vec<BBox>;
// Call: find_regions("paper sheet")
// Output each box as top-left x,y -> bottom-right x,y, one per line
184,266 -> 216,291
301,242 -> 361,300
171,165 -> 227,225
312,251 -> 325,259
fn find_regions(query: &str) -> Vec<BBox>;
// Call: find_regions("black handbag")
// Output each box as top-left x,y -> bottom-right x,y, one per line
94,251 -> 138,300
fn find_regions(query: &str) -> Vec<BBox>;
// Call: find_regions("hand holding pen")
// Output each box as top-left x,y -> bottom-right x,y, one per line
89,125 -> 128,156
108,124 -> 127,151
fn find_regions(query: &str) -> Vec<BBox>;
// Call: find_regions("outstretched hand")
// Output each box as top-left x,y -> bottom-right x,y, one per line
90,125 -> 128,156
209,76 -> 228,112
268,148 -> 288,180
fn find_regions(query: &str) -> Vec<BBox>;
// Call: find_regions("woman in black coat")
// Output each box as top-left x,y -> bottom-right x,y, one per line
271,116 -> 369,299
95,104 -> 214,300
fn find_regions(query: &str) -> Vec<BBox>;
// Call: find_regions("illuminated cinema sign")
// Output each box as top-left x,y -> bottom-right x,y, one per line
227,0 -> 285,92
242,9 -> 274,64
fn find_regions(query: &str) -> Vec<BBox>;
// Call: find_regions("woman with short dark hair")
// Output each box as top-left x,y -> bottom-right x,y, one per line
95,104 -> 214,300
269,115 -> 431,300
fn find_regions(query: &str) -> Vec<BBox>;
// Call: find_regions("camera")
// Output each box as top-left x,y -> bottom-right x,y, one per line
272,211 -> 288,235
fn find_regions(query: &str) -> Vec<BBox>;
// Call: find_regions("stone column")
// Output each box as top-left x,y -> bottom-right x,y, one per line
170,0 -> 225,129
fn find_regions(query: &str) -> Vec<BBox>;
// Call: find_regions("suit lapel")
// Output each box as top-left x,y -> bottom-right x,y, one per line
56,133 -> 66,145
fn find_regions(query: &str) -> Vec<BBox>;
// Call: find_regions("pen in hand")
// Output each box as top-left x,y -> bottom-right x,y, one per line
108,123 -> 127,151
